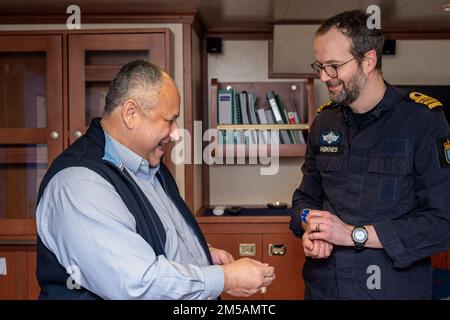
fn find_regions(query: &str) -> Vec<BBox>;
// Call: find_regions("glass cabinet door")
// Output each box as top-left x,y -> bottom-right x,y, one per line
0,35 -> 63,236
68,31 -> 173,144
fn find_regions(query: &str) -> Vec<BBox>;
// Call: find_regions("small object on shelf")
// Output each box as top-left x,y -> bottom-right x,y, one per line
267,202 -> 288,210
212,206 -> 226,216
227,206 -> 242,215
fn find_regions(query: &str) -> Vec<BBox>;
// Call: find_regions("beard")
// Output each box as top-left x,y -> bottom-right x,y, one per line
327,68 -> 366,106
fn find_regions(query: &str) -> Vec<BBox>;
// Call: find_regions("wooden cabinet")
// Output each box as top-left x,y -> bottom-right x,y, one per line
0,244 -> 39,299
0,34 -> 64,225
198,214 -> 450,300
197,215 -> 305,300
67,31 -> 173,144
0,29 -> 173,299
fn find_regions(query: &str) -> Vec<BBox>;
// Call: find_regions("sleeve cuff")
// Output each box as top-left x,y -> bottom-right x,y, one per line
374,221 -> 411,268
201,265 -> 224,300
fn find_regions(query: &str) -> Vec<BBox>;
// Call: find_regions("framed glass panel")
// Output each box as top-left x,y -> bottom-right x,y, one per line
0,52 -> 46,128
0,144 -> 47,219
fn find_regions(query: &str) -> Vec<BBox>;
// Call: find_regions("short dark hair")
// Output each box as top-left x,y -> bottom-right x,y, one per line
104,59 -> 163,115
316,10 -> 385,71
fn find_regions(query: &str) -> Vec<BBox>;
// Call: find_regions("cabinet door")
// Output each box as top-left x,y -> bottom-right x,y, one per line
0,35 -> 63,234
203,233 -> 262,300
0,35 -> 62,300
0,248 -> 27,299
263,233 -> 305,300
68,31 -> 174,172
68,31 -> 173,143
0,245 -> 38,300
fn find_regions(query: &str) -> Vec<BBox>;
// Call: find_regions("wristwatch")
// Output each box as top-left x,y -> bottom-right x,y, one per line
351,226 -> 368,249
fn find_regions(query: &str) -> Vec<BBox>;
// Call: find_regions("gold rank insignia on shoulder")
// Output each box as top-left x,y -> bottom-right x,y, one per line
409,92 -> 443,110
317,101 -> 333,113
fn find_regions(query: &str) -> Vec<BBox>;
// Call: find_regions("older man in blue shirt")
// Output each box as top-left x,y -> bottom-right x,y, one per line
36,59 -> 275,299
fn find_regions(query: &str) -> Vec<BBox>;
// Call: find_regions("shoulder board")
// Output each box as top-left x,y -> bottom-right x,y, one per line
317,101 -> 334,113
408,92 -> 443,110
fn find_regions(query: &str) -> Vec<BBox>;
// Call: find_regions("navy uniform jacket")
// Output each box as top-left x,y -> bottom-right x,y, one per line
290,83 -> 450,299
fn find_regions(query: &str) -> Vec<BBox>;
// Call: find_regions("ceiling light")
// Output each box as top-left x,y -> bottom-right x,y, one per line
443,4 -> 450,12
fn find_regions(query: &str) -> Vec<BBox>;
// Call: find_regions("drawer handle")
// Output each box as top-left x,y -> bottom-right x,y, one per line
269,244 -> 287,256
239,244 -> 256,256
0,257 -> 7,276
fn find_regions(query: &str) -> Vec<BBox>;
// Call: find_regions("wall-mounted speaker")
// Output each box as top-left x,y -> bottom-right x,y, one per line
207,37 -> 222,54
382,39 -> 396,55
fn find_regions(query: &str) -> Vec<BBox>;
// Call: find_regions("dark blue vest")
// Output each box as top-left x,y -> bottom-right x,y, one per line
36,118 -> 213,299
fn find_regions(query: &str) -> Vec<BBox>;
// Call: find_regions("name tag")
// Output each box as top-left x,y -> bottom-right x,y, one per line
318,130 -> 343,154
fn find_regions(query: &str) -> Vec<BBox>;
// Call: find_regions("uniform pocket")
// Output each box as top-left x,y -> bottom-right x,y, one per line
367,155 -> 413,203
367,155 -> 412,175
316,155 -> 344,172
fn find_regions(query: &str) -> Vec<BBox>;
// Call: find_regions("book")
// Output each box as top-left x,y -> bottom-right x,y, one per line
266,91 -> 292,144
289,111 -> 306,144
264,109 -> 280,144
234,93 -> 242,124
256,108 -> 268,144
246,91 -> 258,144
218,89 -> 233,124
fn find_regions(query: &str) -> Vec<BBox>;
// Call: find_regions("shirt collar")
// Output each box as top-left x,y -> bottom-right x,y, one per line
103,132 -> 159,181
370,81 -> 403,117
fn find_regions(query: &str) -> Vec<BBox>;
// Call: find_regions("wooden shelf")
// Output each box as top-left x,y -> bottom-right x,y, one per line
210,78 -> 315,158
217,124 -> 309,130
214,143 -> 306,157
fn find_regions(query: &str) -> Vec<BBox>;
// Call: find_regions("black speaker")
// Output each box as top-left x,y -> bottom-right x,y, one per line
207,37 -> 222,54
382,39 -> 396,55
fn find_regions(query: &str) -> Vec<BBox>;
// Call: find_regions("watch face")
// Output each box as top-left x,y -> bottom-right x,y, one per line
353,228 -> 368,243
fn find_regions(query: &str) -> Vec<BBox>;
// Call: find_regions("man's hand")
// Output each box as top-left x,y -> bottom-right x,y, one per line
306,210 -> 353,246
209,247 -> 235,265
220,258 -> 275,297
302,230 -> 333,258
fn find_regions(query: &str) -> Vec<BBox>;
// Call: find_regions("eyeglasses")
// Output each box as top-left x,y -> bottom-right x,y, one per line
310,57 -> 357,78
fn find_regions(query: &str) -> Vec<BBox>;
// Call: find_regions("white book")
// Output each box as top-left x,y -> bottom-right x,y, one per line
264,109 -> 279,144
239,92 -> 250,125
266,91 -> 283,124
257,108 -> 268,124
292,111 -> 306,144
218,89 -> 233,124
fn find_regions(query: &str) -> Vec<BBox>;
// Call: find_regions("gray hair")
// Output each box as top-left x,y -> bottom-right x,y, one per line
104,59 -> 163,115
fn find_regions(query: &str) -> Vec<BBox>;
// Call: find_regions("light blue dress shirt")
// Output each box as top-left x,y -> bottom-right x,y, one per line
36,133 -> 224,299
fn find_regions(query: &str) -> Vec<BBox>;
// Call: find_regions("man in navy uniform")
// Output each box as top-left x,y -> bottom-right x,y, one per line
290,10 -> 450,299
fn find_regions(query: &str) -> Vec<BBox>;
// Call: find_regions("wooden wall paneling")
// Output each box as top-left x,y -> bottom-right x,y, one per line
200,36 -> 210,211
183,23 -> 194,212
67,34 -> 85,145
0,247 -> 28,299
27,248 -> 39,300
46,35 -> 64,162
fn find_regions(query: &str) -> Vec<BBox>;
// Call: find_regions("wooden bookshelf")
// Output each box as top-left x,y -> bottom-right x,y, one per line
210,78 -> 315,157
217,124 -> 309,130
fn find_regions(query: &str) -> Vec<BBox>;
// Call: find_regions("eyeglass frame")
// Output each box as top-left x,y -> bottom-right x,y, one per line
310,56 -> 358,79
